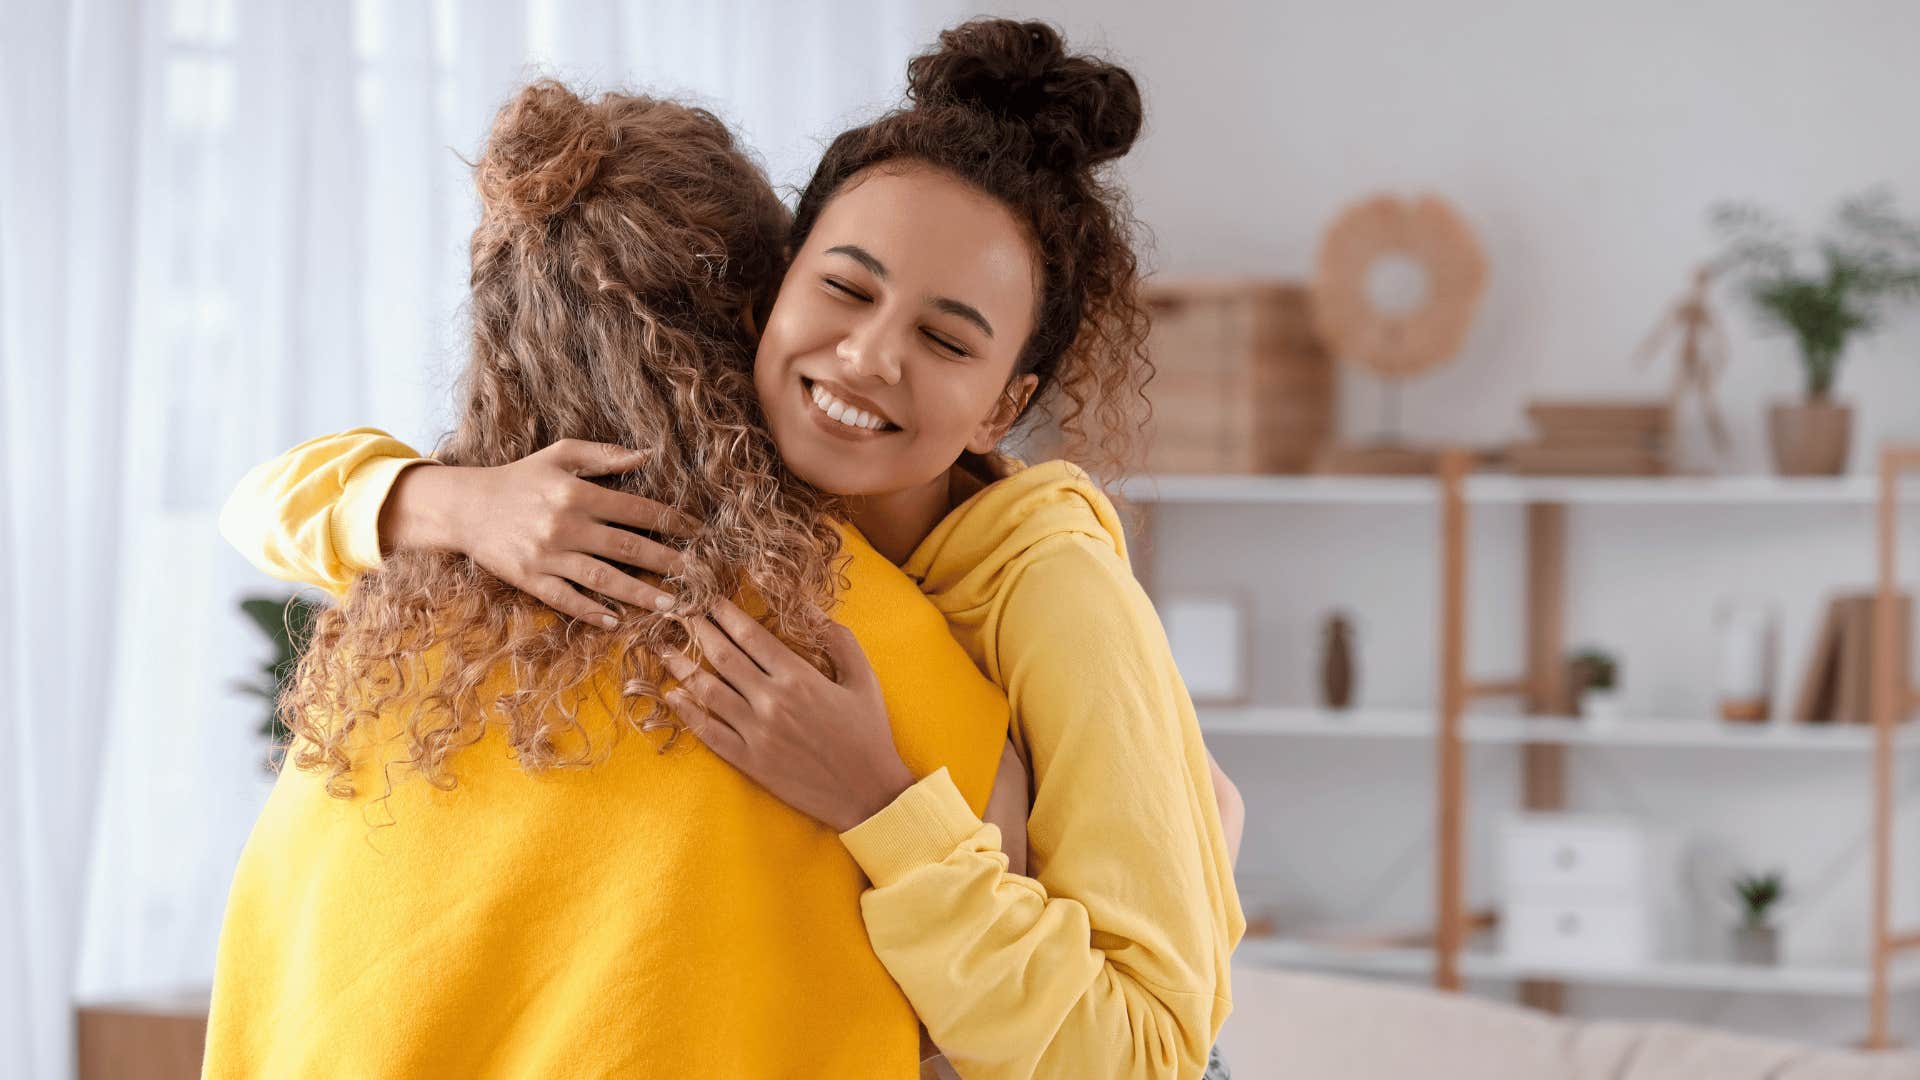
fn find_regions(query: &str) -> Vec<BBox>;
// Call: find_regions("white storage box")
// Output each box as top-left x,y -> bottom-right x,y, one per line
1499,814 -> 1684,971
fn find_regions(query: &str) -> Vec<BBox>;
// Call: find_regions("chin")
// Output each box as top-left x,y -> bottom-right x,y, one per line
781,449 -> 867,497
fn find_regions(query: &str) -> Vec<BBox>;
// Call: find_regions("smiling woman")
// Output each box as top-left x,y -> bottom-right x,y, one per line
755,164 -> 1042,530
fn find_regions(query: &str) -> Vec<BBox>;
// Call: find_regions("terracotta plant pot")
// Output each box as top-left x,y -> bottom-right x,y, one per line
1767,400 -> 1852,476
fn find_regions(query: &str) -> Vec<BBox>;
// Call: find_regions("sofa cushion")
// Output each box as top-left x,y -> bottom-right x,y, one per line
1220,967 -> 1920,1080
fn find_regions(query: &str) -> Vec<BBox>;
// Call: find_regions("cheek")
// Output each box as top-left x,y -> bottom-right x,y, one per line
913,365 -> 1011,442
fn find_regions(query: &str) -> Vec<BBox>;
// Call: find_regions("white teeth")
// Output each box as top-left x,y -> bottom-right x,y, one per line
808,381 -> 890,432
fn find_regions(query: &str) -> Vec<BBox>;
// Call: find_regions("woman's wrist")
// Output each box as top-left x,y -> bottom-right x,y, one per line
847,758 -> 919,833
379,463 -> 472,557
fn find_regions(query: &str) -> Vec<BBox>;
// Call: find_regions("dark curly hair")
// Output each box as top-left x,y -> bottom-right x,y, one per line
791,18 -> 1153,479
283,82 -> 843,797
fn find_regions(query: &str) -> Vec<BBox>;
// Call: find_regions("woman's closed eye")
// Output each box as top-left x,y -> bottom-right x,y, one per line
823,276 -> 870,302
922,329 -> 969,357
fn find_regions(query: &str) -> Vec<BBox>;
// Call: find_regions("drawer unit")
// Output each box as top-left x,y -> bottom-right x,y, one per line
1499,814 -> 1685,970
1503,901 -> 1651,970
1502,819 -> 1647,901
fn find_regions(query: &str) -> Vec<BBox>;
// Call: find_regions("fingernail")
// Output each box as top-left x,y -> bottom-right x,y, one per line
653,594 -> 673,611
597,614 -> 619,630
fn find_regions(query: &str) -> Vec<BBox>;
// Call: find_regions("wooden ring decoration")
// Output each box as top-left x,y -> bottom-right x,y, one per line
1310,194 -> 1488,380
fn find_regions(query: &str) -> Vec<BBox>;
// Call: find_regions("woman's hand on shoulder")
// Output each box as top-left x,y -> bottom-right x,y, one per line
384,439 -> 698,627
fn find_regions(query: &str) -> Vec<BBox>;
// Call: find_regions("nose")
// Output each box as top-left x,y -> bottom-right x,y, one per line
835,314 -> 904,386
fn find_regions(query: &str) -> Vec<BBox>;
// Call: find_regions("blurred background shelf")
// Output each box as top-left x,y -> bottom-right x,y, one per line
1198,705 -> 1920,751
1120,473 -> 1920,506
1236,937 -> 1920,997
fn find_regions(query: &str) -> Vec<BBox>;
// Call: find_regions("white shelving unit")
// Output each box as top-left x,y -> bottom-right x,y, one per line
1200,705 -> 1920,751
1120,472 -> 1920,507
1236,938 -> 1920,998
1143,460 -> 1920,1044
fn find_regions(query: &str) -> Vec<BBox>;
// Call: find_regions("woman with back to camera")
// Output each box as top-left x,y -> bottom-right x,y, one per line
225,19 -> 1246,1078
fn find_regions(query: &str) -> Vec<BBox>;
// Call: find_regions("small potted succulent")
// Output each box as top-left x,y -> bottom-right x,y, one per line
1710,189 -> 1920,475
233,593 -> 326,770
1731,870 -> 1786,965
1568,647 -> 1622,725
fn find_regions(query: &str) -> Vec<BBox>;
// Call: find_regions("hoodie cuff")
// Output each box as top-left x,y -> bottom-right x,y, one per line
839,767 -> 981,888
333,456 -> 434,573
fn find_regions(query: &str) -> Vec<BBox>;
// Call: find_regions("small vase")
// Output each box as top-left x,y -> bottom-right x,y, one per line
1320,612 -> 1356,711
1767,400 -> 1852,476
1732,922 -> 1779,966
1714,597 -> 1776,724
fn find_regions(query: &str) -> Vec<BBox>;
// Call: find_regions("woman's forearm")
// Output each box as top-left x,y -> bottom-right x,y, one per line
217,428 -> 430,596
223,433 -> 680,626
378,462 -> 468,557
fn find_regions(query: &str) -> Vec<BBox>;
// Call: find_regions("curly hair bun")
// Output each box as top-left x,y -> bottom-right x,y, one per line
477,79 -> 612,225
906,19 -> 1142,173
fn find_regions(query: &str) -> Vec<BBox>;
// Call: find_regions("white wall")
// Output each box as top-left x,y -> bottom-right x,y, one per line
991,0 -> 1920,472
973,0 -> 1920,1053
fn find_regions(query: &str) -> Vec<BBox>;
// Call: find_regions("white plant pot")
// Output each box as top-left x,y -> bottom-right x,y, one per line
1580,689 -> 1624,726
1732,922 -> 1780,966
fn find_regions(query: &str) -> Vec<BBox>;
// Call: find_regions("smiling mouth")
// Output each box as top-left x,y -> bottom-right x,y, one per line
802,377 -> 901,433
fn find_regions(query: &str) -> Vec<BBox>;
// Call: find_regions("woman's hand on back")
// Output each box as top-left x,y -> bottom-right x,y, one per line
653,599 -> 918,835
383,439 -> 697,628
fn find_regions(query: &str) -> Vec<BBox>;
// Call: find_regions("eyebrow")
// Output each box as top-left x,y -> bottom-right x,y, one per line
931,297 -> 995,339
825,243 -> 997,340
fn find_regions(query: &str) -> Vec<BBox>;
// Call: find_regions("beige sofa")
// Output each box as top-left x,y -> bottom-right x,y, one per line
1217,969 -> 1920,1079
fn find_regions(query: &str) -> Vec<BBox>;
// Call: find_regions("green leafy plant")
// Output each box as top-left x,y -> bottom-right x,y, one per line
1570,647 -> 1618,691
1732,870 -> 1786,928
233,593 -> 326,768
1711,189 -> 1920,399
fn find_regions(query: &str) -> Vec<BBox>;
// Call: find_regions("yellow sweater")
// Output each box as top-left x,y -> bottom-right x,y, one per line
884,458 -> 1245,1078
204,434 -> 1012,1077
215,430 -> 1243,1079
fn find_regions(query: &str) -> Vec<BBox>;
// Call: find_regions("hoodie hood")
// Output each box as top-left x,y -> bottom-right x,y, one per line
902,458 -> 1129,623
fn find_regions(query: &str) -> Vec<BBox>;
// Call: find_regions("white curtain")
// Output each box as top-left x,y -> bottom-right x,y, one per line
1,1 -> 955,1076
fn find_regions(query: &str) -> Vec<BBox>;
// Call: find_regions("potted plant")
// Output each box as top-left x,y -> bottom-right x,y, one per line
1730,870 -> 1786,965
233,593 -> 326,771
1568,647 -> 1622,724
1711,189 -> 1920,475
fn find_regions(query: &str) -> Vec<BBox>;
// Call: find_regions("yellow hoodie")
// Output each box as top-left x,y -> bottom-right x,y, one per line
215,431 -> 1242,1079
853,456 -> 1245,1078
204,431 -> 1012,1077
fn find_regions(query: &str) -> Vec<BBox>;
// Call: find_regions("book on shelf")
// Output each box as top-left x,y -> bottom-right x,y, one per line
1790,599 -> 1846,723
1514,400 -> 1674,475
1506,444 -> 1669,476
1792,592 -> 1912,725
1525,401 -> 1672,435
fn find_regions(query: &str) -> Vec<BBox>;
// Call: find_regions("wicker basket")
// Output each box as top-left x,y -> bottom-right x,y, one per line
1136,280 -> 1335,474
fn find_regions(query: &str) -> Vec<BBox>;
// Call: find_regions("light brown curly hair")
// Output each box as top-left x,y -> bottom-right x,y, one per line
280,81 -> 842,797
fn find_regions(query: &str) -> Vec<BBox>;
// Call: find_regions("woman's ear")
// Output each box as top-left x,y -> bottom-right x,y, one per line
966,374 -> 1039,454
